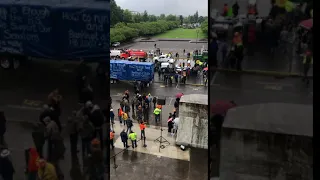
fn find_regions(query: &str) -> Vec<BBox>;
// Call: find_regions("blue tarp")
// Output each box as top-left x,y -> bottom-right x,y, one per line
110,60 -> 154,81
0,0 -> 109,60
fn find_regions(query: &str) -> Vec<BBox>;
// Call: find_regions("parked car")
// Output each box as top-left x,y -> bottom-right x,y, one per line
112,42 -> 121,47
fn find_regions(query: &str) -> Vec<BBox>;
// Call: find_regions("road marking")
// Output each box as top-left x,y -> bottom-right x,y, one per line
264,85 -> 283,91
160,85 -> 166,88
7,105 -> 42,111
256,81 -> 293,87
210,72 -> 219,86
168,97 -> 173,105
111,93 -> 122,97
23,99 -> 43,107
192,88 -> 199,91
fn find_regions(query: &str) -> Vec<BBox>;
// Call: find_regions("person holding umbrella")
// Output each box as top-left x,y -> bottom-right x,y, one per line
167,113 -> 174,133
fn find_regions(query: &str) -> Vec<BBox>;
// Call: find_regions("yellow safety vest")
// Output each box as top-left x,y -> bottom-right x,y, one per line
128,132 -> 137,140
153,108 -> 161,115
303,55 -> 313,65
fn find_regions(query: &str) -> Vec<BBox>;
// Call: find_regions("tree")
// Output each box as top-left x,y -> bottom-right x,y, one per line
142,10 -> 149,22
123,9 -> 133,23
133,13 -> 143,23
179,15 -> 183,25
198,16 -> 205,24
200,19 -> 208,36
166,14 -> 177,21
110,0 -> 123,27
110,20 -> 179,43
194,11 -> 199,23
159,14 -> 166,20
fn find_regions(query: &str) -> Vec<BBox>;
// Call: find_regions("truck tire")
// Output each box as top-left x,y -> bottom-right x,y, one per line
116,55 -> 119,59
0,56 -> 21,70
0,57 -> 13,70
121,57 -> 125,60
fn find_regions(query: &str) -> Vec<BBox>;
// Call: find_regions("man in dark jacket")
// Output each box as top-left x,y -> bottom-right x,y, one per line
89,105 -> 104,149
79,116 -> 95,158
232,1 -> 239,17
31,122 -> 46,158
67,111 -> 80,156
126,117 -> 133,133
152,96 -> 157,109
120,129 -> 129,148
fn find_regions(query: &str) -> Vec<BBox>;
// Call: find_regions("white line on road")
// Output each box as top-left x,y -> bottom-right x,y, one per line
210,72 -> 219,85
256,81 -> 294,87
168,97 -> 173,105
6,105 -> 42,111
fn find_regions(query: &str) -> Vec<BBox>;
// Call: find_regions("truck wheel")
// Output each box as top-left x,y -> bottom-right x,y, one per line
12,58 -> 20,69
0,57 -> 12,70
121,57 -> 125,60
116,56 -> 120,59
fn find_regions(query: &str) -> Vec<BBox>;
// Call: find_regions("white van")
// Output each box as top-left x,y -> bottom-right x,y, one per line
110,50 -> 122,57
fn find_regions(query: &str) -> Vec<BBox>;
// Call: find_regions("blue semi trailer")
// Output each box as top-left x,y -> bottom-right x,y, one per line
0,0 -> 109,70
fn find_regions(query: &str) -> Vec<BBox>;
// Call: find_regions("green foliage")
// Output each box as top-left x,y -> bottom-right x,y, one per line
110,20 -> 179,43
200,19 -> 208,37
110,0 -> 204,43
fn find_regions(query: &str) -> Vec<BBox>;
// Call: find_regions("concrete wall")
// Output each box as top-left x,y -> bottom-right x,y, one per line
176,94 -> 208,149
220,128 -> 313,180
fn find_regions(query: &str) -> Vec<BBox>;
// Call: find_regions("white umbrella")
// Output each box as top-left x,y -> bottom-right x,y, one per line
173,118 -> 179,128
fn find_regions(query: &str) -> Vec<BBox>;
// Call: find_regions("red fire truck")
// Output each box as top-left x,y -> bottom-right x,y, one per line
120,49 -> 147,59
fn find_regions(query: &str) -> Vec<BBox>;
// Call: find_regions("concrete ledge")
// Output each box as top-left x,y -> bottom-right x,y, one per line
214,68 -> 313,79
139,40 -> 157,42
189,41 -> 208,43
152,81 -> 205,86
157,39 -> 191,42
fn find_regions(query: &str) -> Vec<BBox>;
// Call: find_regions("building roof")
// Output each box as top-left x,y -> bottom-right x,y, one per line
223,103 -> 313,137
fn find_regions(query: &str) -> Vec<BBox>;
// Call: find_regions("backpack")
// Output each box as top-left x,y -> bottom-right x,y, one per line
122,113 -> 128,121
79,120 -> 95,138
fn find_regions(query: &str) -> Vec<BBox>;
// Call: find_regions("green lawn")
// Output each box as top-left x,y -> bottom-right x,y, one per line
154,28 -> 207,39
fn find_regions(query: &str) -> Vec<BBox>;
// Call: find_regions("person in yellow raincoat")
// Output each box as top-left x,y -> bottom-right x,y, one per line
37,159 -> 58,180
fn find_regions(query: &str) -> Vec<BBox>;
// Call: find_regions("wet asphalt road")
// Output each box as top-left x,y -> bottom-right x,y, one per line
210,72 -> 313,107
118,41 -> 207,55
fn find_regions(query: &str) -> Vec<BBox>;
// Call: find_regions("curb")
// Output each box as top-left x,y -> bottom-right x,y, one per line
214,68 -> 313,79
118,80 -> 205,87
152,81 -> 205,86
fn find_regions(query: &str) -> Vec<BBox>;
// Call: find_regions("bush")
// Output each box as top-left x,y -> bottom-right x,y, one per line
110,20 -> 179,43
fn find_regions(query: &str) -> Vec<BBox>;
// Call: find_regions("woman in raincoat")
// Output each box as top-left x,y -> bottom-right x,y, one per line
27,148 -> 39,180
37,159 -> 58,180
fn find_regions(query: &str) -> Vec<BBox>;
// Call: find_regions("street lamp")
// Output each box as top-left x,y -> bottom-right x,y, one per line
196,29 -> 199,44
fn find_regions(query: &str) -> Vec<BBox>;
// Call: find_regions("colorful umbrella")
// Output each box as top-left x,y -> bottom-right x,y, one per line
176,93 -> 184,98
211,101 -> 236,116
203,67 -> 208,71
167,117 -> 173,122
299,19 -> 313,30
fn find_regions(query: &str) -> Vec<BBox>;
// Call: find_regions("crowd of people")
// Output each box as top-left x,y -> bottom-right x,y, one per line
109,89 -> 183,150
211,1 -> 313,82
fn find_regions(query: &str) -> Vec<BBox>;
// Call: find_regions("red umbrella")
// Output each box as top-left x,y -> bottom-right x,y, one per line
176,93 -> 184,98
299,19 -> 313,30
211,101 -> 236,116
203,67 -> 208,71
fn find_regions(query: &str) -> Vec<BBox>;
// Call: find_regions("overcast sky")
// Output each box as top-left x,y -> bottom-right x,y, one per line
115,0 -> 208,16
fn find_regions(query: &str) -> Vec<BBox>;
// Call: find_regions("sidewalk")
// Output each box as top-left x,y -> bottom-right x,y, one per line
111,122 -> 190,161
